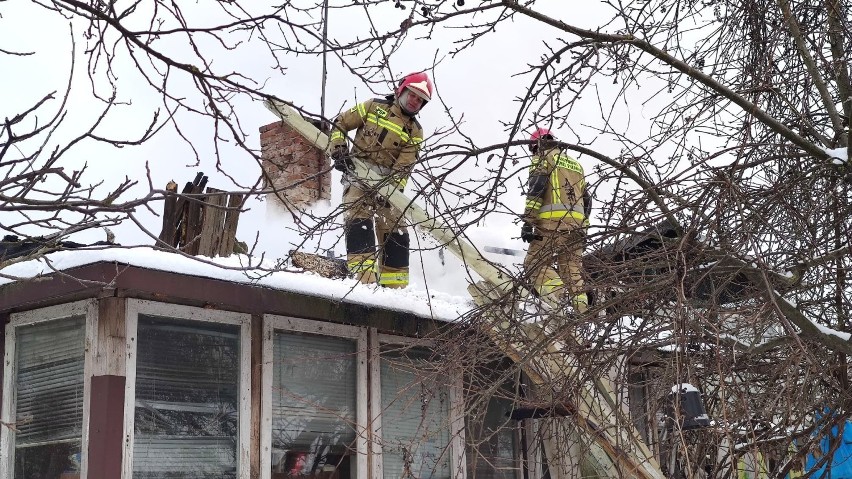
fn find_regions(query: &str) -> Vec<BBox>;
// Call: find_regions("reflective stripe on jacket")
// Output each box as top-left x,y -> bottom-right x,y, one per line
523,147 -> 586,230
328,97 -> 423,188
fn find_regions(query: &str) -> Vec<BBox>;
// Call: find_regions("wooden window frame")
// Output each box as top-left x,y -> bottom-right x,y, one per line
260,315 -> 369,479
371,331 -> 465,479
122,299 -> 251,479
0,299 -> 97,479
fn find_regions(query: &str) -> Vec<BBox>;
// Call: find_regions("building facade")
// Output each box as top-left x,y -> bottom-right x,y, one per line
0,259 -> 525,479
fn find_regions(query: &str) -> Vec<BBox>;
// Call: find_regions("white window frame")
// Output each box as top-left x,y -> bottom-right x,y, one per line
372,331 -> 465,479
0,299 -> 97,479
261,315 -> 369,479
123,299 -> 251,479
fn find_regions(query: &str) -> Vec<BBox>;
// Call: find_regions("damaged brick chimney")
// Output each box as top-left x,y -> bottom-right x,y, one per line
259,120 -> 331,209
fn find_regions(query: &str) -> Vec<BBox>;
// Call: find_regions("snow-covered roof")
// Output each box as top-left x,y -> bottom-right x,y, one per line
0,246 -> 473,322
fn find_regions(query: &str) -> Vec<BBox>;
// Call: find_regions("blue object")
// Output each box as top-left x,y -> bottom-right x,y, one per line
805,415 -> 852,478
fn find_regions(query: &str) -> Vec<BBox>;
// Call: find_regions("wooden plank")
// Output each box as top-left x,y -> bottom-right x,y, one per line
173,173 -> 205,248
209,188 -> 228,256
198,187 -> 227,257
367,328 -> 383,479
250,314 -> 262,479
157,180 -> 179,247
96,297 -> 127,376
220,193 -> 245,257
183,176 -> 208,255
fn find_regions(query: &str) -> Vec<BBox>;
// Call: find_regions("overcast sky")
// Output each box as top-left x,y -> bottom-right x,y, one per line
0,0 -> 667,296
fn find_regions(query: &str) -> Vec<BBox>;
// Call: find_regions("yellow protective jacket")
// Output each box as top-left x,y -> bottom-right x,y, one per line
523,146 -> 589,231
328,97 -> 423,188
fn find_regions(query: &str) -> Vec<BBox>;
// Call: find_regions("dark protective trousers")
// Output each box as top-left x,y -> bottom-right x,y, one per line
342,184 -> 410,288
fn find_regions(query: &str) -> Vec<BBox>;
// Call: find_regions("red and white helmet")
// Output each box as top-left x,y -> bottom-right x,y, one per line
397,72 -> 433,102
530,127 -> 554,143
529,127 -> 555,152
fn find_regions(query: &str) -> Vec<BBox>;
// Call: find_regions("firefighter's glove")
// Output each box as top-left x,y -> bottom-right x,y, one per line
374,195 -> 391,209
521,222 -> 542,243
374,186 -> 404,209
331,148 -> 354,172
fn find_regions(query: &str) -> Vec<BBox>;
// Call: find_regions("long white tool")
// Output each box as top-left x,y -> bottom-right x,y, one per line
263,99 -> 665,479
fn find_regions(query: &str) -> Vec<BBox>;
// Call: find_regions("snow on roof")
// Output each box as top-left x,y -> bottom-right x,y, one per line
0,247 -> 473,322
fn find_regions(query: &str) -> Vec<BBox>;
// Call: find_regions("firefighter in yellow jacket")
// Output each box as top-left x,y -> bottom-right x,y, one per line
521,128 -> 591,313
327,72 -> 431,288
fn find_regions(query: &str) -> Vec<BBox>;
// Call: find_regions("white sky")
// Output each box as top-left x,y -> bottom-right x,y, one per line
0,1 -> 705,299
11,0 -> 842,312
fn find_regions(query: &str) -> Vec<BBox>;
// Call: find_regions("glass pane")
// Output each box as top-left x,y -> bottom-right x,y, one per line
133,316 -> 240,479
14,316 -> 85,479
271,331 -> 358,479
380,347 -> 450,479
466,393 -> 518,479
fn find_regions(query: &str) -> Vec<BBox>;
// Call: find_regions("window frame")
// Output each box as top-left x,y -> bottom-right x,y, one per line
464,374 -> 524,479
261,314 -> 369,479
371,331 -> 465,479
123,299 -> 251,479
0,299 -> 97,479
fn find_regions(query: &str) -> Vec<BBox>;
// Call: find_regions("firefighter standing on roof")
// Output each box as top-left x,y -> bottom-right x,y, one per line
521,128 -> 591,313
327,72 -> 431,288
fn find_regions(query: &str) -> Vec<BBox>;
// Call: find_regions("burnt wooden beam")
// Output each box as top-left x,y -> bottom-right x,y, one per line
199,187 -> 227,257
219,193 -> 245,257
182,175 -> 208,255
173,172 -> 205,249
157,180 -> 179,248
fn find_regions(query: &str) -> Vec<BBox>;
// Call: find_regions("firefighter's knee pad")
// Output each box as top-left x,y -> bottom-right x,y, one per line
382,231 -> 410,269
345,218 -> 376,255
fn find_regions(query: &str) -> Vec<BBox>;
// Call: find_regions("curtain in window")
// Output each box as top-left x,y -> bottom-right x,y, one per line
379,347 -> 450,479
14,317 -> 86,478
271,331 -> 357,478
466,393 -> 518,479
133,316 -> 240,479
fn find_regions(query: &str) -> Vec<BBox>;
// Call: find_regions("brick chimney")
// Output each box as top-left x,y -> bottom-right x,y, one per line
259,121 -> 331,209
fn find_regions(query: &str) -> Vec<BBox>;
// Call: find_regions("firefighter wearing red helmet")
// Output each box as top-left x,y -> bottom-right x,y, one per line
327,72 -> 432,288
521,127 -> 591,313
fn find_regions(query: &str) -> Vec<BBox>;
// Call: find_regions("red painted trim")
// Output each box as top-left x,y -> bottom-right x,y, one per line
87,375 -> 125,478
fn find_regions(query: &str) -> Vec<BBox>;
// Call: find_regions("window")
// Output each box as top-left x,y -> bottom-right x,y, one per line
465,392 -> 519,479
13,317 -> 87,479
378,345 -> 451,479
262,324 -> 464,479
132,316 -> 240,477
125,301 -> 250,479
1,301 -> 93,479
270,332 -> 358,479
262,316 -> 367,479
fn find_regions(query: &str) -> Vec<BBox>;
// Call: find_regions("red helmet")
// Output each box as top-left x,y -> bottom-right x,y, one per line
529,127 -> 555,152
530,127 -> 554,143
397,72 -> 433,102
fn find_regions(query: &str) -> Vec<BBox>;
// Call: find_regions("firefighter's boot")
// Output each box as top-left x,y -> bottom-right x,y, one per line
535,267 -> 565,306
346,218 -> 377,284
379,231 -> 410,288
